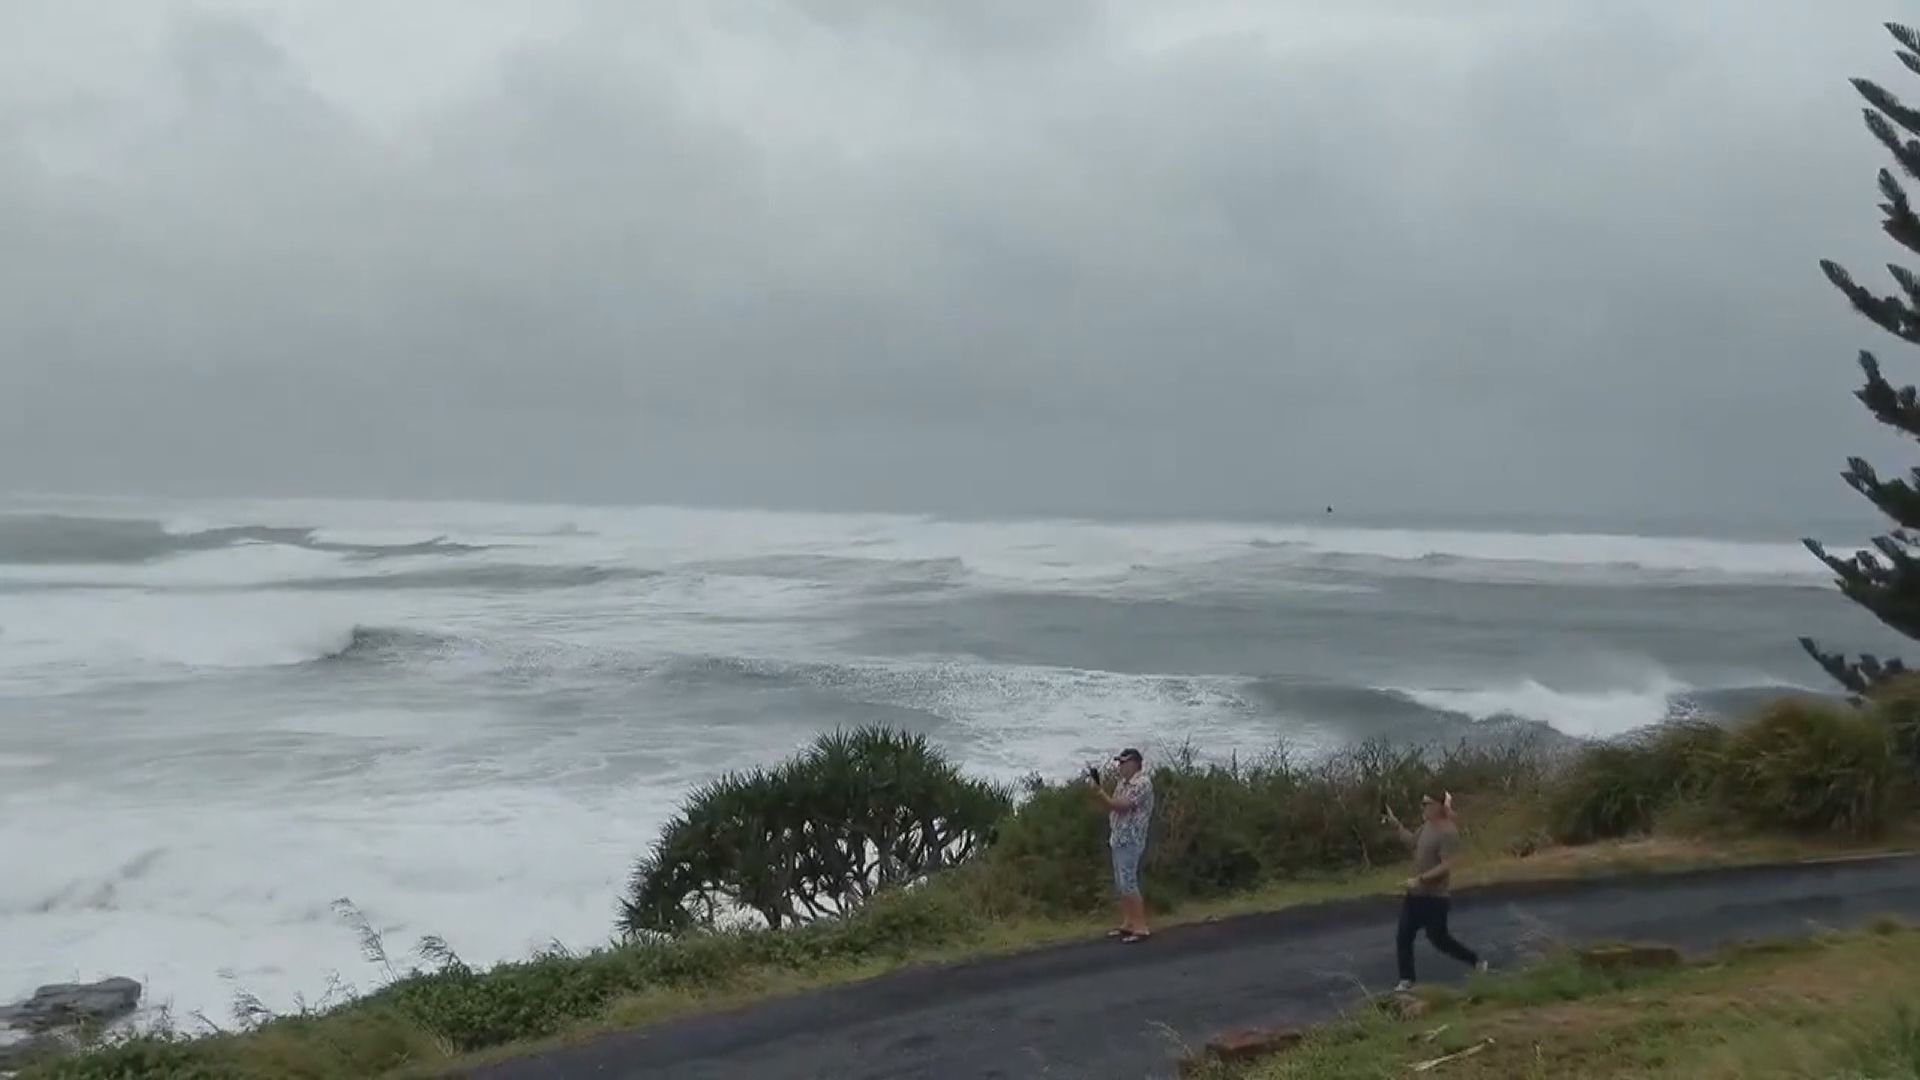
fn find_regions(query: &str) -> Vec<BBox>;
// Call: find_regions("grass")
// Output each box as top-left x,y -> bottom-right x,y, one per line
1214,921 -> 1920,1079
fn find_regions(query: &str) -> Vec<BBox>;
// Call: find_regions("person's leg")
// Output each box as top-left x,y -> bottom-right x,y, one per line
1421,898 -> 1481,968
1129,846 -> 1149,933
1120,846 -> 1148,934
1111,844 -> 1145,933
1109,845 -> 1130,933
1395,896 -> 1420,985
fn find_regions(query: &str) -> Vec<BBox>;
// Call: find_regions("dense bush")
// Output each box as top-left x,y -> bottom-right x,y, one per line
1720,700 -> 1899,836
975,738 -> 1548,916
620,728 -> 1011,934
1870,676 -> 1920,771
1548,721 -> 1728,844
1549,700 -> 1909,843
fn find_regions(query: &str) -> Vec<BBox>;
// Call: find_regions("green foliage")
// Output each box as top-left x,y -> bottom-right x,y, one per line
1549,703 -> 1905,843
1548,722 -> 1727,844
28,1036 -> 239,1080
1720,699 -> 1899,836
621,727 -> 1011,934
978,737 -> 1547,916
380,883 -> 981,1052
1870,675 -> 1920,770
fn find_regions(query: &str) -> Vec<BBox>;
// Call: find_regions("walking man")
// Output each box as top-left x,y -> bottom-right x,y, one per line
1383,791 -> 1488,991
1088,747 -> 1154,943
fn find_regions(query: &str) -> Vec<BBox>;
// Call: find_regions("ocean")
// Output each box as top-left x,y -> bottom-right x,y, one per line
0,493 -> 1900,1023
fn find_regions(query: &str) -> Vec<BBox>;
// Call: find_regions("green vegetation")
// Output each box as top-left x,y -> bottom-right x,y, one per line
28,692 -> 1920,1080
1804,19 -> 1920,693
1546,695 -> 1910,845
1214,923 -> 1920,1079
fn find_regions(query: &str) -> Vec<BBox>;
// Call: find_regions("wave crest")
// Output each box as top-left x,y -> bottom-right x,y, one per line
0,513 -> 486,566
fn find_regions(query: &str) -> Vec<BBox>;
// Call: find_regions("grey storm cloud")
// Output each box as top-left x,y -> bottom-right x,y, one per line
0,0 -> 1904,524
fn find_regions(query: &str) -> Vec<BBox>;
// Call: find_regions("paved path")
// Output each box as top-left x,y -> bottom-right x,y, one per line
469,854 -> 1920,1080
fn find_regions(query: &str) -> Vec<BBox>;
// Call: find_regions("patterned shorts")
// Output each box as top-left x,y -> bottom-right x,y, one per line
1111,842 -> 1144,898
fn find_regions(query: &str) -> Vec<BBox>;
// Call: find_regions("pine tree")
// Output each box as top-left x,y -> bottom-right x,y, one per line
1802,21 -> 1920,694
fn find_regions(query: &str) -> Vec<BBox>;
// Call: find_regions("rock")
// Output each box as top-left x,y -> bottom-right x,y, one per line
1375,993 -> 1429,1020
1576,944 -> 1682,972
1180,1027 -> 1305,1075
1208,1027 -> 1304,1061
0,1031 -> 73,1072
0,977 -> 142,1033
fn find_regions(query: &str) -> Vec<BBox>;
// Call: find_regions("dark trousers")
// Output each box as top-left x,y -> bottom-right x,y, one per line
1396,894 -> 1478,982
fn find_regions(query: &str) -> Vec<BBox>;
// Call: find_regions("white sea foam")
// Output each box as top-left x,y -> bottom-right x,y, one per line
1392,673 -> 1695,740
0,494 -> 1887,1026
0,592 -> 371,678
0,783 -> 674,1026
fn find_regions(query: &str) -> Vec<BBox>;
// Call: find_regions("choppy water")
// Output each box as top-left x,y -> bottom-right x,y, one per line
0,494 -> 1898,1021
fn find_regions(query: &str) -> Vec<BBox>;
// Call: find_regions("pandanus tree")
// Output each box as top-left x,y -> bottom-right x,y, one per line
620,727 -> 1010,936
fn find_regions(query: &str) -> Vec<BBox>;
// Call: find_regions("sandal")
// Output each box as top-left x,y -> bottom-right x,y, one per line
1105,928 -> 1128,939
1120,931 -> 1152,944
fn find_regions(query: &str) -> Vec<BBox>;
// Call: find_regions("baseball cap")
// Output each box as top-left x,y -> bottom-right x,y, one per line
1114,748 -> 1143,764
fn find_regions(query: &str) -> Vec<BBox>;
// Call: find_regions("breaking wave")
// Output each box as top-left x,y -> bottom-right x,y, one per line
0,513 -> 485,565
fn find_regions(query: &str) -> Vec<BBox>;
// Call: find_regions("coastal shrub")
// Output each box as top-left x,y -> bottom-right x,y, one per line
975,737 -> 1547,916
964,774 -> 1110,914
1547,721 -> 1728,844
1718,699 -> 1899,836
384,884 -> 982,1051
620,728 -> 1011,934
1869,675 -> 1920,771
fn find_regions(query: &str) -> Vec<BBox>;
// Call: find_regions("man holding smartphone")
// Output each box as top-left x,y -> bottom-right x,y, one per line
1383,791 -> 1488,991
1088,748 -> 1154,943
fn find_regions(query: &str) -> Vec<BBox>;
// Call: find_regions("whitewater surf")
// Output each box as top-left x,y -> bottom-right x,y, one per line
0,494 -> 1897,1024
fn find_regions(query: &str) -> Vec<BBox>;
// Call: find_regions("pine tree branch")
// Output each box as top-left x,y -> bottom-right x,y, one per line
1798,639 -> 1909,697
1880,171 -> 1920,254
1800,638 -> 1871,695
1889,22 -> 1920,56
1857,77 -> 1920,139
1854,351 -> 1920,442
1865,107 -> 1920,182
1841,456 -> 1920,531
1807,531 -> 1920,638
1824,260 -> 1920,343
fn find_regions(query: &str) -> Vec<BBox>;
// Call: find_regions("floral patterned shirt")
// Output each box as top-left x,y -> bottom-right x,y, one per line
1108,773 -> 1155,849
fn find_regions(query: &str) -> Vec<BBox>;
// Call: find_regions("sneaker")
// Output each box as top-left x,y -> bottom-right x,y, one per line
1392,979 -> 1415,993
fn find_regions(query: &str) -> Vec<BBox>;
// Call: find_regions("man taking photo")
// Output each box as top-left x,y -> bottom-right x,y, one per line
1088,747 -> 1153,943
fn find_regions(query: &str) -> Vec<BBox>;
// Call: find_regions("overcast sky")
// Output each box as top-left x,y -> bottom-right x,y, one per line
0,0 -> 1910,527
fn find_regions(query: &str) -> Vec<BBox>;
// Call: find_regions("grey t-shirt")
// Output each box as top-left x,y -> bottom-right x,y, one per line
1411,822 -> 1461,896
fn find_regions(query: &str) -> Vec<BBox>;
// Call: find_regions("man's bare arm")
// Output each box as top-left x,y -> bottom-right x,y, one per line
1382,807 -> 1416,846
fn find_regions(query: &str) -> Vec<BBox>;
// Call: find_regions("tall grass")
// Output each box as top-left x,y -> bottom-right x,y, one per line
1547,721 -> 1726,844
1547,696 -> 1910,843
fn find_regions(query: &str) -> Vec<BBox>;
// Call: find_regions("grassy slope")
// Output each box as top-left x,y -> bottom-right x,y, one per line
1220,922 -> 1920,1080
28,804 -> 1920,1080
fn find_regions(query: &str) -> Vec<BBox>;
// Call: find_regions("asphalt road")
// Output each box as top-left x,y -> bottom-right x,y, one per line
468,854 -> 1920,1080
